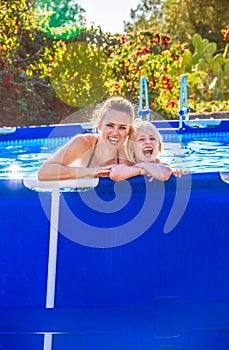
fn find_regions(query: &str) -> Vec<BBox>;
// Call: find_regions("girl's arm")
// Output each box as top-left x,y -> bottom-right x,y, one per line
136,161 -> 173,181
109,164 -> 145,181
110,159 -> 173,182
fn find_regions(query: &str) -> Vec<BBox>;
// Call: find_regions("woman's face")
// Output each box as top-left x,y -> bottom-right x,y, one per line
99,109 -> 131,148
133,129 -> 160,162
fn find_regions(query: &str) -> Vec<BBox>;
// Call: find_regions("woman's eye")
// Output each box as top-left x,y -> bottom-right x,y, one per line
119,126 -> 127,130
150,137 -> 156,141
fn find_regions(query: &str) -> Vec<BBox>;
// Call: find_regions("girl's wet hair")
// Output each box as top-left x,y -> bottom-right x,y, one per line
125,119 -> 163,163
92,96 -> 136,124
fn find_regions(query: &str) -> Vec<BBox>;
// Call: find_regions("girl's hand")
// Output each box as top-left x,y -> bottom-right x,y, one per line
173,169 -> 190,177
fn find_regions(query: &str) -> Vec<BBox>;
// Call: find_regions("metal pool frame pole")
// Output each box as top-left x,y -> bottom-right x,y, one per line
179,74 -> 189,129
23,178 -> 99,350
138,76 -> 151,120
43,185 -> 60,350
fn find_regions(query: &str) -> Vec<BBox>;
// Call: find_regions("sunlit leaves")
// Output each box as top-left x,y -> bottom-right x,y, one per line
34,0 -> 85,39
51,41 -> 107,107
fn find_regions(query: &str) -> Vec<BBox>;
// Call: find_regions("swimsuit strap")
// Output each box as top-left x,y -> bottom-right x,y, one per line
117,150 -> 120,164
86,139 -> 98,168
87,139 -> 120,167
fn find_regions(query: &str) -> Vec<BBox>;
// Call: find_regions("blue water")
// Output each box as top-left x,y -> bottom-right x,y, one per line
0,133 -> 228,178
161,132 -> 229,173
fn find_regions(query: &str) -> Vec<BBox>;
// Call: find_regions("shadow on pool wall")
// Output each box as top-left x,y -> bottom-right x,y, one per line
0,171 -> 229,349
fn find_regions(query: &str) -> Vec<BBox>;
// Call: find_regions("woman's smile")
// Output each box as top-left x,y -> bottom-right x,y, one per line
99,109 -> 131,147
108,136 -> 121,144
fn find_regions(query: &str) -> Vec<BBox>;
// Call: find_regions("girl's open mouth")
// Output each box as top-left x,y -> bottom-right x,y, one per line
143,148 -> 153,157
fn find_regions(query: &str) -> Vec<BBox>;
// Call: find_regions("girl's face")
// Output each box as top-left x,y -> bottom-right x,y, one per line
133,129 -> 160,162
99,109 -> 131,148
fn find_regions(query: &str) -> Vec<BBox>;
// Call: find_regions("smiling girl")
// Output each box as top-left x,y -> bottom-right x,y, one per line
109,119 -> 173,181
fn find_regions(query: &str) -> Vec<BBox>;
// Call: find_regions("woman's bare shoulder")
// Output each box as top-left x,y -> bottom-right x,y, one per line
70,133 -> 98,148
73,133 -> 97,141
45,133 -> 98,165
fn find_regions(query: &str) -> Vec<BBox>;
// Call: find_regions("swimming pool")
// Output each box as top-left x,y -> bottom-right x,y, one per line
0,120 -> 229,350
0,121 -> 228,178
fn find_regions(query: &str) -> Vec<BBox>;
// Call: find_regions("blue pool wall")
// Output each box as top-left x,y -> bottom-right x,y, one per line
1,118 -> 229,141
0,173 -> 229,308
0,122 -> 229,349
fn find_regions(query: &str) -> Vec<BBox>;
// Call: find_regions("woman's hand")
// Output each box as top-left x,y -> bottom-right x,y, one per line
92,165 -> 114,178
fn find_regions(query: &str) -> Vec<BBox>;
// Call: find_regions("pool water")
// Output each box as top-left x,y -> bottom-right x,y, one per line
0,133 -> 228,178
0,137 -> 69,179
161,133 -> 229,173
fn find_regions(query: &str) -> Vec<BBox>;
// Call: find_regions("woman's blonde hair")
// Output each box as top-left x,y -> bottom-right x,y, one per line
92,96 -> 136,124
125,119 -> 163,163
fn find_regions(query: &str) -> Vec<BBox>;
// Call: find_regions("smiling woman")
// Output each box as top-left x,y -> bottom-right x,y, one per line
38,96 -> 135,181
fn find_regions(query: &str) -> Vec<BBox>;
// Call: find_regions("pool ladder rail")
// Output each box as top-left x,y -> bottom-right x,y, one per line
138,76 -> 151,120
137,75 -> 225,133
178,74 -> 190,130
137,75 -> 190,132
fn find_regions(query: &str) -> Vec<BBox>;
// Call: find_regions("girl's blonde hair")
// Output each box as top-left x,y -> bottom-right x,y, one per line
125,119 -> 163,163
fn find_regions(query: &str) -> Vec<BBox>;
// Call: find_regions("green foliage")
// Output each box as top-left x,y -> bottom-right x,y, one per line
0,0 -> 78,125
180,34 -> 229,100
124,0 -> 164,33
34,0 -> 85,39
101,29 -> 229,118
51,41 -> 107,108
103,30 -> 199,118
126,0 -> 229,52
0,0 -> 228,126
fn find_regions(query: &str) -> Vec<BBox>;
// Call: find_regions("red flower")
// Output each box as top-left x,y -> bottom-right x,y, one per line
120,35 -> 126,44
166,100 -> 176,108
114,83 -> 119,91
141,46 -> 150,54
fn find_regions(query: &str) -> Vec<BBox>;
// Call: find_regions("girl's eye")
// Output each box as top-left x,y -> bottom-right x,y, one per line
106,123 -> 113,128
137,138 -> 145,142
150,137 -> 156,141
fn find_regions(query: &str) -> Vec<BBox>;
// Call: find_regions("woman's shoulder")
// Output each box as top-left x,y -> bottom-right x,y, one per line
72,133 -> 98,147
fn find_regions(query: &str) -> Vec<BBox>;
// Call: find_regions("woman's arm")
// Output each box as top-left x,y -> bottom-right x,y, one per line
38,135 -> 111,180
